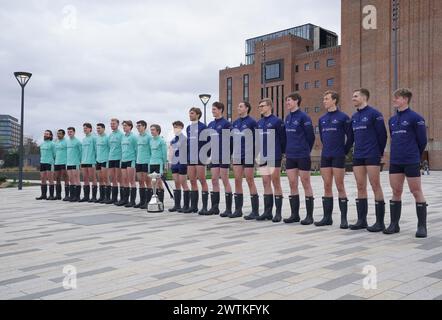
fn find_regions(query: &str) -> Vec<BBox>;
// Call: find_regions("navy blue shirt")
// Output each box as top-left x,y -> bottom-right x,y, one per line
207,117 -> 232,163
257,114 -> 286,162
186,121 -> 208,164
319,109 -> 353,158
170,133 -> 187,165
351,105 -> 387,159
285,109 -> 315,159
231,115 -> 257,161
389,107 -> 427,165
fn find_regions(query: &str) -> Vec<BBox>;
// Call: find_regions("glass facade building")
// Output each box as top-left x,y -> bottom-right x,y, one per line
0,115 -> 20,150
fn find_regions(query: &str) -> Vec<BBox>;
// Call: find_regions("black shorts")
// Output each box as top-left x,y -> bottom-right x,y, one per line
54,164 -> 66,171
390,163 -> 421,178
67,165 -> 79,171
108,160 -> 121,169
286,158 -> 311,171
210,163 -> 230,169
187,161 -> 206,166
81,164 -> 93,168
136,164 -> 149,173
353,157 -> 381,167
321,156 -> 346,169
171,164 -> 188,175
96,162 -> 107,171
233,158 -> 255,168
259,159 -> 282,168
121,161 -> 135,169
149,164 -> 161,174
40,163 -> 52,172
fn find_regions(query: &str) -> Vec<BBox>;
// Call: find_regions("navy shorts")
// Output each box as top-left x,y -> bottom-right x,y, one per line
171,164 -> 188,175
54,164 -> 66,171
353,157 -> 381,167
321,156 -> 346,169
390,163 -> 421,178
81,164 -> 93,168
286,158 -> 311,171
121,161 -> 135,169
136,164 -> 149,173
108,160 -> 121,169
259,159 -> 282,168
187,161 -> 206,167
233,158 -> 255,168
96,162 -> 107,171
210,163 -> 230,169
40,163 -> 52,172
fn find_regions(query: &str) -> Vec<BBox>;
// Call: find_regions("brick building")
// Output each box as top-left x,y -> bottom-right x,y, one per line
219,24 -> 341,164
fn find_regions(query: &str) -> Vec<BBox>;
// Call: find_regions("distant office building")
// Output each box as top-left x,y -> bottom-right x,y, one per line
0,115 -> 20,150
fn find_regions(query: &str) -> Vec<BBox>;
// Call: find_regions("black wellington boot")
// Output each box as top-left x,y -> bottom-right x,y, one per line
89,185 -> 98,203
367,200 -> 386,232
36,184 -> 48,200
101,186 -> 111,204
47,185 -> 56,200
272,195 -> 283,223
349,198 -> 368,230
142,188 -> 153,210
220,192 -> 233,217
55,184 -> 62,200
256,194 -> 273,221
315,197 -> 333,227
179,190 -> 190,213
244,194 -> 260,220
65,185 -> 75,202
230,194 -> 244,218
125,188 -> 137,208
209,192 -> 221,216
415,202 -> 428,238
157,189 -> 165,205
63,185 -> 70,201
134,188 -> 146,209
183,190 -> 199,213
384,201 -> 402,235
116,187 -> 129,206
301,197 -> 315,225
284,195 -> 300,224
96,186 -> 105,203
79,185 -> 90,202
339,198 -> 349,229
198,191 -> 209,215
168,190 -> 182,212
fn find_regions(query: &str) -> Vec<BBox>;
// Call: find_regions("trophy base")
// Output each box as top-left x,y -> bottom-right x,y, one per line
147,203 -> 164,213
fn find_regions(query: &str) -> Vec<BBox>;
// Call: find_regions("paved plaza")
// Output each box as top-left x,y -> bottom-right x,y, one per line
0,172 -> 441,300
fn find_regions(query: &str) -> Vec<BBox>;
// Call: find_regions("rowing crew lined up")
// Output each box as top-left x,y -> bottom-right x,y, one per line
35,88 -> 429,238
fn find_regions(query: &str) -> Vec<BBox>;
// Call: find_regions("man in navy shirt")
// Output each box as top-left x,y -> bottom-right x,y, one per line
282,93 -> 316,225
183,107 -> 210,214
316,91 -> 353,229
256,98 -> 286,223
205,102 -> 233,217
386,88 -> 428,238
231,101 -> 260,220
350,88 -> 388,232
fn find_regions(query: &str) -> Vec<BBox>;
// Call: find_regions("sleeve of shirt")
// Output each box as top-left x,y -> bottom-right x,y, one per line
304,116 -> 315,151
146,137 -> 151,164
344,116 -> 354,155
374,112 -> 388,156
225,122 -> 233,157
318,118 -> 323,144
77,141 -> 82,161
51,142 -> 56,161
278,120 -> 287,154
415,116 -> 428,155
132,136 -> 137,159
162,140 -> 168,164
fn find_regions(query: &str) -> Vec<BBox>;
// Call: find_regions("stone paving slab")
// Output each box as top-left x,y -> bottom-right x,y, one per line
0,172 -> 441,300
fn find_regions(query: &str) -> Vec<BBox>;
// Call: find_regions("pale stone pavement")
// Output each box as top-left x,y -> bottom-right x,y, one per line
0,172 -> 441,300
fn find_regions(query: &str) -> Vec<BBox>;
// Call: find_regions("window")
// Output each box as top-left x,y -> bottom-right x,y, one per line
295,65 -> 299,73
295,83 -> 299,91
314,61 -> 320,69
305,107 -> 309,113
304,82 -> 310,90
327,58 -> 336,67
314,80 -> 321,88
227,78 -> 232,121
327,78 -> 335,87
243,74 -> 249,102
304,63 -> 310,71
262,59 -> 284,82
315,106 -> 321,113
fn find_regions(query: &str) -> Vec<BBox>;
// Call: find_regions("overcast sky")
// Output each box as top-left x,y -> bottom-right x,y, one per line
0,0 -> 340,144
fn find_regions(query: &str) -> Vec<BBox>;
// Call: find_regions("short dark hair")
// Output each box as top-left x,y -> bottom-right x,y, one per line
286,92 -> 302,106
240,101 -> 252,114
97,123 -> 105,129
136,120 -> 147,128
189,107 -> 202,119
324,90 -> 340,105
150,124 -> 161,134
354,88 -> 370,100
394,88 -> 413,103
212,102 -> 225,113
83,123 -> 92,129
45,130 -> 53,141
172,121 -> 184,128
67,127 -> 76,132
122,120 -> 133,129
57,129 -> 66,136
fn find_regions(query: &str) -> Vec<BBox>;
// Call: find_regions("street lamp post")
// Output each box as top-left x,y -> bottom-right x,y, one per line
14,71 -> 32,191
199,94 -> 211,125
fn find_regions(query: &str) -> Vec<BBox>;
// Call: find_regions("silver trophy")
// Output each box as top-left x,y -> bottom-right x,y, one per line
147,171 -> 164,212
